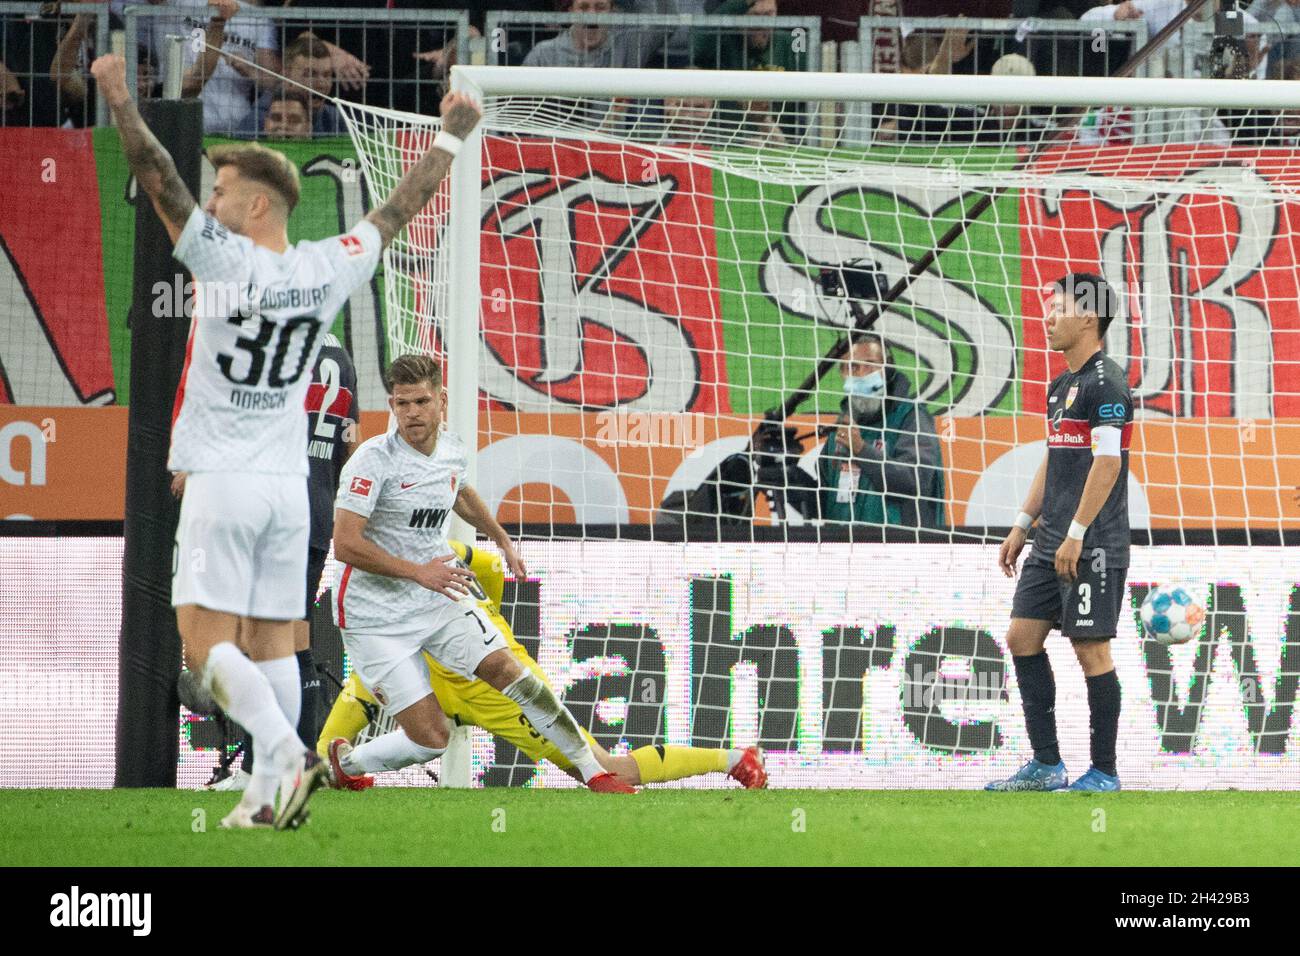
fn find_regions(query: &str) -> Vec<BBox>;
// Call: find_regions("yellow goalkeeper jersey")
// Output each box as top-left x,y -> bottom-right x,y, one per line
318,540 -> 593,770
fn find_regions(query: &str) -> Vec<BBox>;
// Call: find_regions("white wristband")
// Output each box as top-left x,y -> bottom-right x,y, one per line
433,130 -> 463,157
1013,512 -> 1033,532
1067,520 -> 1088,541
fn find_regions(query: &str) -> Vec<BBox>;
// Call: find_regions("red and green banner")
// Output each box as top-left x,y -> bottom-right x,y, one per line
479,138 -> 729,413
0,129 -> 116,406
1023,144 -> 1300,419
713,145 -> 1024,417
4,129 -> 1300,421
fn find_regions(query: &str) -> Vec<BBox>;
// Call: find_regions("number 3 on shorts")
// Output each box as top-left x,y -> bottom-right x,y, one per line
1077,582 -> 1091,616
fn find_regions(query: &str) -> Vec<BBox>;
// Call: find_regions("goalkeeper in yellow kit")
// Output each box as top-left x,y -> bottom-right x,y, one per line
320,541 -> 768,790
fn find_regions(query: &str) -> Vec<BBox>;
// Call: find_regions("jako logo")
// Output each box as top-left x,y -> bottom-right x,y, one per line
49,886 -> 151,936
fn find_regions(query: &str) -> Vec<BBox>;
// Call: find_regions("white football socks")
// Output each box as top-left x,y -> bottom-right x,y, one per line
255,655 -> 305,808
256,656 -> 301,737
501,671 -> 604,782
204,643 -> 300,777
344,728 -> 444,773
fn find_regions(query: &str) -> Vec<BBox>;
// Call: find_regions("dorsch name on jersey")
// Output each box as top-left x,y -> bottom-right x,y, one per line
168,208 -> 380,476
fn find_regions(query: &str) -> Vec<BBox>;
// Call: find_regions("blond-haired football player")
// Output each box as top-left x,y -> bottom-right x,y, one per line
91,50 -> 484,829
321,540 -> 768,790
329,356 -> 642,793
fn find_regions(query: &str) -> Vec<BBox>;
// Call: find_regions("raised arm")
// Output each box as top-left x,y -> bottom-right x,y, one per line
50,13 -> 93,108
91,54 -> 196,245
364,91 -> 482,249
922,26 -> 974,76
182,0 -> 240,99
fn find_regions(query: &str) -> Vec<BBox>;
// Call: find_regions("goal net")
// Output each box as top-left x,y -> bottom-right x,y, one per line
335,68 -> 1300,790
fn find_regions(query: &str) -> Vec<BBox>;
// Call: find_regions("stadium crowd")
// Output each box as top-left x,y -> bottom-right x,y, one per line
2,1 -> 1298,142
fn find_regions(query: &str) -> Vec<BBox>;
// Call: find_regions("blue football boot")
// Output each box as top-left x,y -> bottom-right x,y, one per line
984,758 -> 1068,792
1060,767 -> 1121,792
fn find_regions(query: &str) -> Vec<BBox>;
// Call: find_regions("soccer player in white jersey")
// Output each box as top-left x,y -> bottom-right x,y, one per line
90,52 -> 484,827
331,355 -> 635,793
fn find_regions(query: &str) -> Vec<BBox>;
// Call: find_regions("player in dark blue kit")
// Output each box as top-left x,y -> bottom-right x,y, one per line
297,332 -> 361,741
217,333 -> 359,790
987,273 -> 1133,793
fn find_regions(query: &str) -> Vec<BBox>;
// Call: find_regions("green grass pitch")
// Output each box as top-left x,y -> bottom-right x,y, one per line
5,789 -> 1297,866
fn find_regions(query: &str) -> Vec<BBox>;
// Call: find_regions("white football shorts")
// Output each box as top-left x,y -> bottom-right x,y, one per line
171,471 -> 309,620
341,601 -> 509,715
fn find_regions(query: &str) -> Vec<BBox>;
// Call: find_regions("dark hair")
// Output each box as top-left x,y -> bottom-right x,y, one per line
267,91 -> 312,117
284,34 -> 333,65
1055,272 -> 1119,340
385,354 -> 442,393
207,143 -> 301,214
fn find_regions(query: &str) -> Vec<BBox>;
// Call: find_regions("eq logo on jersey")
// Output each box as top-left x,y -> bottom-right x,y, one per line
349,476 -> 373,497
1098,403 -> 1125,418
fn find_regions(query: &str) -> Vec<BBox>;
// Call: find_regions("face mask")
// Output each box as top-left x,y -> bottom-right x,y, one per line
843,370 -> 885,398
844,370 -> 885,424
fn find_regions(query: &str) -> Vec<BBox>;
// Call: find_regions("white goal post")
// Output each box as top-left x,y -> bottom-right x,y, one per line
333,63 -> 1300,790
450,65 -> 1300,108
422,64 -> 1299,538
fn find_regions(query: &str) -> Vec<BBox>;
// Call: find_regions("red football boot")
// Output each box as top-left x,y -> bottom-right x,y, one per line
328,738 -> 376,792
727,746 -> 768,789
586,771 -> 636,794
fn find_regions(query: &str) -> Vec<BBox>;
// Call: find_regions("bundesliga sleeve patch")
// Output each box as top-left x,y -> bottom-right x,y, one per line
349,476 -> 373,497
340,234 -> 365,257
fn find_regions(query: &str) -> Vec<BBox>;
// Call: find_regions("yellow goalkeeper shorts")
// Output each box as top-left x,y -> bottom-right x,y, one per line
319,612 -> 596,773
428,637 -> 596,773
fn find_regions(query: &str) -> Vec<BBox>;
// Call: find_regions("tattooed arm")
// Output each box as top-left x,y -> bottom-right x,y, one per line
364,91 -> 482,250
91,54 -> 196,245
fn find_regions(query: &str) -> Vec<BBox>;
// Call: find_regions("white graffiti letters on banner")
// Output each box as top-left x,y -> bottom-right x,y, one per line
479,171 -> 700,412
760,183 -> 1018,416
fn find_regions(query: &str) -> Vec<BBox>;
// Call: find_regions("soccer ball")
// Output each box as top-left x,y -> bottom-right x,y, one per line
1139,584 -> 1206,645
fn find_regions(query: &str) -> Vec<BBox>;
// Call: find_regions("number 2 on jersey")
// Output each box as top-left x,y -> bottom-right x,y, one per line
313,358 -> 342,439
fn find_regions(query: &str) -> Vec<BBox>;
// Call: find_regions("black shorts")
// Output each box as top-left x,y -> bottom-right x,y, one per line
304,546 -> 330,621
1011,558 -> 1129,641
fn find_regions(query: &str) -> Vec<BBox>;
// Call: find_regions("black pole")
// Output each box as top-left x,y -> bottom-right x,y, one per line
115,99 -> 204,788
773,0 -> 1215,422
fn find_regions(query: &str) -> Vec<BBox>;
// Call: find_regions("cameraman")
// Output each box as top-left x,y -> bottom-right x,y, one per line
818,332 -> 945,529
